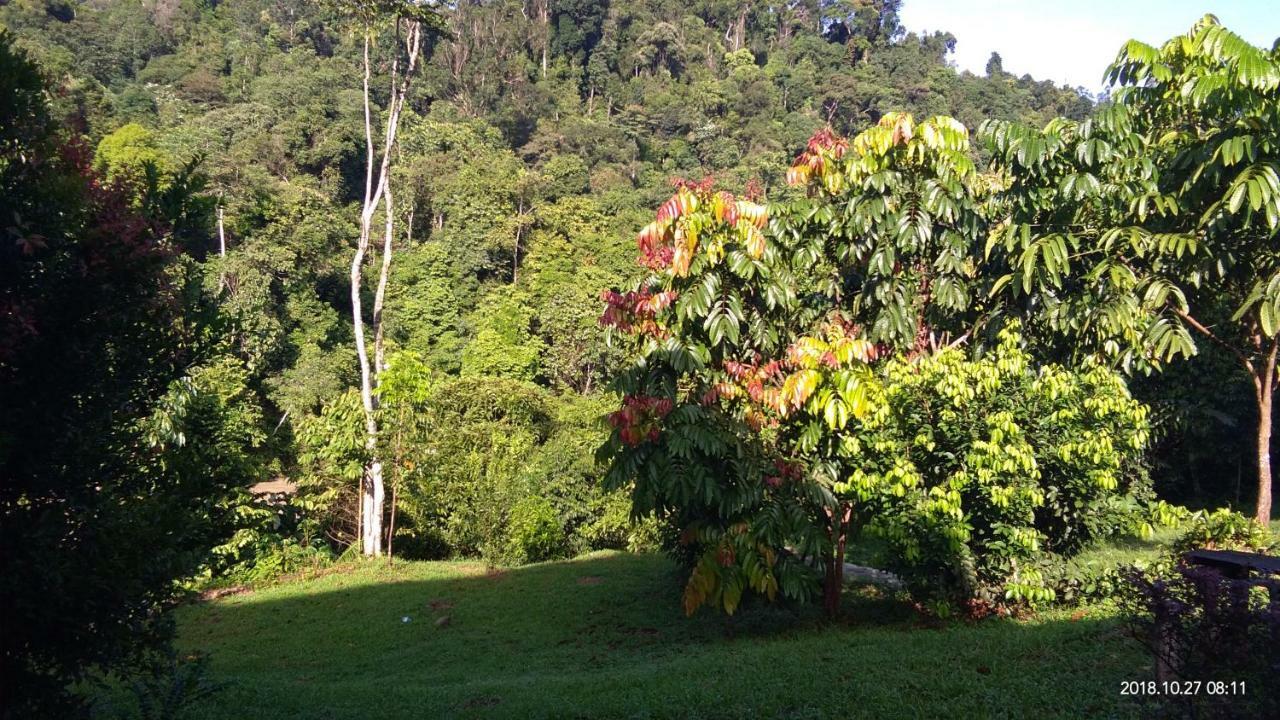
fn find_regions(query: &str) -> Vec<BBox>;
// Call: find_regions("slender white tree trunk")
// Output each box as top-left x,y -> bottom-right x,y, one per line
353,33 -> 380,556
351,19 -> 423,556
217,205 -> 228,291
541,0 -> 549,78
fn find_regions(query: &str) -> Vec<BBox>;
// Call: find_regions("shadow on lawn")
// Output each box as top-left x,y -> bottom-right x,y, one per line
177,552 -> 1152,720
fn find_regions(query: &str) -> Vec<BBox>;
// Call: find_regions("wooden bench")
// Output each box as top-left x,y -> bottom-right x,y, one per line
1184,549 -> 1280,578
1151,549 -> 1280,682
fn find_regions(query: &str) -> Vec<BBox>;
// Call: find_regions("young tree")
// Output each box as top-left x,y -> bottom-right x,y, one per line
602,114 -> 996,617
345,0 -> 445,556
982,16 -> 1280,523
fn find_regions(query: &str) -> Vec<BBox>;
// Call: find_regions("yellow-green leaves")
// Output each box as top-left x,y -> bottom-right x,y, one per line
829,324 -> 1148,610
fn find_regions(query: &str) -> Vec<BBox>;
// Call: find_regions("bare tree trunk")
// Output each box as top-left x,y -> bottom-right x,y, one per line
822,503 -> 851,618
733,5 -> 747,52
353,32 -> 382,556
1254,343 -> 1276,525
540,0 -> 549,78
352,19 -> 424,557
217,205 -> 228,290
1178,309 -> 1276,525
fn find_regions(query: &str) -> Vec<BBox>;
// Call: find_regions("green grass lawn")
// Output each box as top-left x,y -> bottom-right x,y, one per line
176,551 -> 1152,719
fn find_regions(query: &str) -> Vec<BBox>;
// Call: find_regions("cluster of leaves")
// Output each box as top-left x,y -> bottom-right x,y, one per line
778,112 -> 993,353
1170,508 -> 1277,556
602,177 -> 833,615
841,326 -> 1151,609
603,111 -> 1160,616
299,359 -> 653,564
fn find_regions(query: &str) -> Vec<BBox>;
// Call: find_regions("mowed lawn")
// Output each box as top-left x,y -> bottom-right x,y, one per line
177,552 -> 1149,719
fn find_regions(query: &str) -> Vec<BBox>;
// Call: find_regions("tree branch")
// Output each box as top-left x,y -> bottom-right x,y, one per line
1174,307 -> 1256,377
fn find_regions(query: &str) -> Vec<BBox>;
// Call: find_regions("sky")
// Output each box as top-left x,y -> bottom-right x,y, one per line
898,0 -> 1280,93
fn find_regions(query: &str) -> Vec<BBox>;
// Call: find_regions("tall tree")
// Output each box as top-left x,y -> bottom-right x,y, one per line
345,0 -> 444,556
982,15 -> 1280,523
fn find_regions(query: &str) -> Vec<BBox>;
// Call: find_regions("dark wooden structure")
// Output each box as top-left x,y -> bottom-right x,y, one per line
1184,549 -> 1280,578
1150,549 -> 1280,682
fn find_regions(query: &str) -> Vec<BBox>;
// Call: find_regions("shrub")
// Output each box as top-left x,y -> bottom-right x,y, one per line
505,496 -> 564,564
93,650 -> 223,720
295,389 -> 368,548
217,539 -> 333,587
848,329 -> 1151,609
391,376 -> 552,560
381,375 -> 649,564
1172,509 -> 1275,555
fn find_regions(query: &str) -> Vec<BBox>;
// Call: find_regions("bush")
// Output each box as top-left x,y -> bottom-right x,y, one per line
1123,563 -> 1280,719
1172,509 -> 1274,555
92,650 -> 223,720
851,330 -> 1151,610
505,496 -> 564,564
217,539 -> 333,587
391,376 -> 552,560
381,376 -> 651,564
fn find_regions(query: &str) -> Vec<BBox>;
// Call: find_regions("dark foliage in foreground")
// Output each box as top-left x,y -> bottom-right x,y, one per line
0,32 -> 242,718
1123,563 -> 1280,720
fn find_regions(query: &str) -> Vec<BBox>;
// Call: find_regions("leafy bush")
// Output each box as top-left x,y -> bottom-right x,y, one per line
1172,509 -> 1275,555
376,373 -> 648,564
390,375 -> 552,559
1123,563 -> 1280,719
216,538 -> 333,587
505,496 -> 564,564
295,389 -> 368,548
93,650 -> 223,720
844,328 -> 1151,609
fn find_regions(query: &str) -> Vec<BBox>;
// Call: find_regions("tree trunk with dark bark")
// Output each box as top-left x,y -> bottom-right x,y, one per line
1256,376 -> 1273,525
822,503 -> 851,618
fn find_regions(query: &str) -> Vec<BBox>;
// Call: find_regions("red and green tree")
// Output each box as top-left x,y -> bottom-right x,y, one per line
601,114 -> 1000,615
602,112 -> 1154,617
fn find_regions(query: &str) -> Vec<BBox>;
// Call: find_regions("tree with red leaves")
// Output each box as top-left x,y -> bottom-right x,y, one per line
600,113 -> 997,617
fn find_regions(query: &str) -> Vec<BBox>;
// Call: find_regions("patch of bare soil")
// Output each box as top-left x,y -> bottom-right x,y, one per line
199,586 -> 250,602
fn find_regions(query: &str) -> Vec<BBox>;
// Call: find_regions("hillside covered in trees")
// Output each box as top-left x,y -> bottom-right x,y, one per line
3,0 -> 1094,410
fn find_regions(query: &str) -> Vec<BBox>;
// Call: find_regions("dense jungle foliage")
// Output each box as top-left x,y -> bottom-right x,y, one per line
1,1 -> 1276,716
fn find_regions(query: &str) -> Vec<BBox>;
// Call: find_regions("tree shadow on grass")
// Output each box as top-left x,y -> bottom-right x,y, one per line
176,552 -> 1151,720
